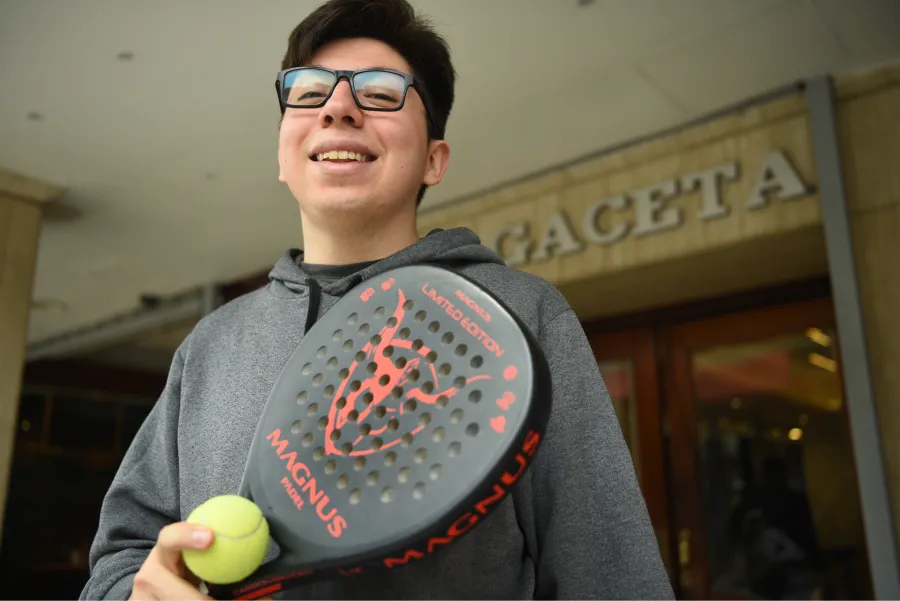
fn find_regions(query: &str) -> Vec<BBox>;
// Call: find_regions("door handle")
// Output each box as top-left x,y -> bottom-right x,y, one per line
678,528 -> 692,588
678,528 -> 691,566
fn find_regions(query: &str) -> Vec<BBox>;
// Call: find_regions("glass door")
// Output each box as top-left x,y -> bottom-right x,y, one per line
590,328 -> 674,582
662,297 -> 873,599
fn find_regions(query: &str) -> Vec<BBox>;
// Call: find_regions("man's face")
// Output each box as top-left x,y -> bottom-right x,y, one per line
278,37 -> 449,223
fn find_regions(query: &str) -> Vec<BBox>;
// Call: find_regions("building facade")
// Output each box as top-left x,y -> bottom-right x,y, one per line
413,63 -> 900,599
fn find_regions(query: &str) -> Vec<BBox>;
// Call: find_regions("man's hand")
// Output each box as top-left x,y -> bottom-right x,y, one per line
129,522 -> 214,600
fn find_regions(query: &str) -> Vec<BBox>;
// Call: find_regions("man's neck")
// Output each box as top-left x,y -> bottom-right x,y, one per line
299,211 -> 420,265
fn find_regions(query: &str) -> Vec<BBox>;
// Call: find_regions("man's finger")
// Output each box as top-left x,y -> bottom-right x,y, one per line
155,522 -> 214,572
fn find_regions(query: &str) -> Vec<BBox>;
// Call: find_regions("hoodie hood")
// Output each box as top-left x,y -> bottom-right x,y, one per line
267,227 -> 506,298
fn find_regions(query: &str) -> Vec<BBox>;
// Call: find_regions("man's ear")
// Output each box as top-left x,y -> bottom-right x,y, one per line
423,139 -> 450,187
277,120 -> 288,183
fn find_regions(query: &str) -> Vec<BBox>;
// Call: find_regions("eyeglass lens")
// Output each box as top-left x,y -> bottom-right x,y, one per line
283,69 -> 408,109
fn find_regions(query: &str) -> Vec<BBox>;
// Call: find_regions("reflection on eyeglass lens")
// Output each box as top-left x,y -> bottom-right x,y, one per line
284,69 -> 407,109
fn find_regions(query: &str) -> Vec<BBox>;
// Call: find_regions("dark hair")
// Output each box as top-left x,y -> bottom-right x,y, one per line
281,0 -> 455,206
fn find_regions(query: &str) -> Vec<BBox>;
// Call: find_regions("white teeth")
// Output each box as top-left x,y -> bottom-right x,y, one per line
316,151 -> 371,162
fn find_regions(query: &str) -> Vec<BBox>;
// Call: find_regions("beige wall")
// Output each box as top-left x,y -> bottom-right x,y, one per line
836,63 -> 900,547
0,170 -> 61,546
420,91 -> 828,321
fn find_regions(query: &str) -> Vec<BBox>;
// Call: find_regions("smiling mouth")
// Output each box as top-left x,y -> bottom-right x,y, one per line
311,150 -> 377,163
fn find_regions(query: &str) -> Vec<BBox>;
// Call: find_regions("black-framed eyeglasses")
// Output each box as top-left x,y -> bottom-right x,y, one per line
275,67 -> 436,135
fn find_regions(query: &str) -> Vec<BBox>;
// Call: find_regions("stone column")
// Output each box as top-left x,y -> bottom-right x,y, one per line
0,168 -> 63,545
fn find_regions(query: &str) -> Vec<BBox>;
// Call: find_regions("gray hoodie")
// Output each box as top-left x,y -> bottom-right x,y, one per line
80,227 -> 673,600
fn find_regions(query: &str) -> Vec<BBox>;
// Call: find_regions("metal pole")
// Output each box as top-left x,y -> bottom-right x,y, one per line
805,74 -> 900,599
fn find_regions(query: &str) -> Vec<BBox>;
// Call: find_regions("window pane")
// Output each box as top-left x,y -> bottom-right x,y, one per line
598,359 -> 639,471
692,329 -> 871,599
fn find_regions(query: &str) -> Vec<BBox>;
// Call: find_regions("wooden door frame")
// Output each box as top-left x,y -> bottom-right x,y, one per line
661,296 -> 837,598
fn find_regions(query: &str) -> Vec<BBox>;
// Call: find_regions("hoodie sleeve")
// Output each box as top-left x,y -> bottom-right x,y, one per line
528,309 -> 674,600
79,346 -> 187,600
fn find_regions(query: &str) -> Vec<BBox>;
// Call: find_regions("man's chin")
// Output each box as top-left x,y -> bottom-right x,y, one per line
300,190 -> 381,217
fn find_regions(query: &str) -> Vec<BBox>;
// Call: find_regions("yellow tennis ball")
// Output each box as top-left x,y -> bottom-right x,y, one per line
182,495 -> 269,585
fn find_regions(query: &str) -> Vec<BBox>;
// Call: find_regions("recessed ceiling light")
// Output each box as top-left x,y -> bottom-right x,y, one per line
116,51 -> 135,61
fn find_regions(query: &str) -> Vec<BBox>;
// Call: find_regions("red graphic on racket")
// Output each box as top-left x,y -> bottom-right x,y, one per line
208,265 -> 551,600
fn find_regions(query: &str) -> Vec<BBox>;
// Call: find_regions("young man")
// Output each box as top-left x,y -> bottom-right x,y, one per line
81,0 -> 674,599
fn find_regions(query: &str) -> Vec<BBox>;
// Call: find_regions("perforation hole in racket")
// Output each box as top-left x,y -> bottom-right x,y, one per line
448,441 -> 462,457
413,483 -> 427,499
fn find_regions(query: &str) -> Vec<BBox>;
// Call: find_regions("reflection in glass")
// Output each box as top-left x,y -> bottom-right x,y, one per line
598,359 -> 639,472
692,329 -> 871,600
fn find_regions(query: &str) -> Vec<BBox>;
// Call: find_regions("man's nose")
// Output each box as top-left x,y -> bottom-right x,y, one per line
319,79 -> 363,128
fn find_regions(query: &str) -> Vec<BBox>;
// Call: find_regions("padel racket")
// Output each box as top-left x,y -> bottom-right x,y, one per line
208,264 -> 551,600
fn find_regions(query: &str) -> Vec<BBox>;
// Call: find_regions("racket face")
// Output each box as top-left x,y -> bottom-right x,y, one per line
234,265 -> 549,587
